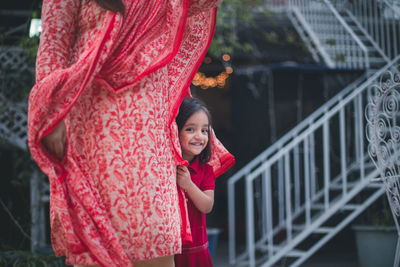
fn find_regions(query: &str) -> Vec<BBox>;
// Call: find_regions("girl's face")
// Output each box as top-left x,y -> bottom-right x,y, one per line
179,110 -> 209,162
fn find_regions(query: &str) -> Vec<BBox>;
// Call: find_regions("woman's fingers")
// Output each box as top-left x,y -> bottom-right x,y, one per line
42,120 -> 66,161
53,138 -> 65,160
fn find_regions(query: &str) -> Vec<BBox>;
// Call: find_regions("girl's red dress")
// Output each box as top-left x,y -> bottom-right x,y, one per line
175,158 -> 215,267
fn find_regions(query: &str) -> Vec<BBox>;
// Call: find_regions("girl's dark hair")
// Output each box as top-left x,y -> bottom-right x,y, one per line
176,97 -> 213,164
93,0 -> 125,14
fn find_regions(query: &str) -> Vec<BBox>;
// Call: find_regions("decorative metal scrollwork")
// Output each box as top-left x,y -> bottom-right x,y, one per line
366,67 -> 400,217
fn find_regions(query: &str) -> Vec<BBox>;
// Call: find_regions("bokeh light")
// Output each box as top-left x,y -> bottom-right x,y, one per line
222,54 -> 231,61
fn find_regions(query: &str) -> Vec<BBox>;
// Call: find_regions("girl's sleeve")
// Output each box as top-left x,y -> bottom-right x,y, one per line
35,0 -> 80,82
200,164 -> 216,191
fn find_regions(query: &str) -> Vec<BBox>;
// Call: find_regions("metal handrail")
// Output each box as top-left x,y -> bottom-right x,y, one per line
228,55 -> 400,266
229,1 -> 400,265
322,0 -> 370,68
342,0 -> 400,60
227,72 -> 367,185
289,0 -> 371,69
382,0 -> 400,18
227,72 -> 367,265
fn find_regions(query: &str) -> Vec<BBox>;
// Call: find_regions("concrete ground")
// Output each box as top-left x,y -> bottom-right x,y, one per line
213,240 -> 360,267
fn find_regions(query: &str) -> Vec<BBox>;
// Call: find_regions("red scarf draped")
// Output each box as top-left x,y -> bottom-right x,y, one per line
28,1 -> 234,266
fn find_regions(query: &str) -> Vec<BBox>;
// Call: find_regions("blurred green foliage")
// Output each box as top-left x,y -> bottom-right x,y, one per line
208,0 -> 264,57
20,35 -> 40,63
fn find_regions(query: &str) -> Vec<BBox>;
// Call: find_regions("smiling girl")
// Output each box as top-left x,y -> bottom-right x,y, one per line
175,97 -> 215,267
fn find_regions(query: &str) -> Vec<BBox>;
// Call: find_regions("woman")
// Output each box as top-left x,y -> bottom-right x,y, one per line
28,0 -> 234,266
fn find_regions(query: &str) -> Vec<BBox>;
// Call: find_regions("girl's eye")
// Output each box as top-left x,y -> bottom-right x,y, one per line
202,129 -> 209,134
185,128 -> 194,132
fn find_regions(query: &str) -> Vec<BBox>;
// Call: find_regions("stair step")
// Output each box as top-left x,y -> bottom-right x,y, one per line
311,204 -> 325,210
366,182 -> 383,188
315,35 -> 370,44
323,47 -> 376,54
287,249 -> 306,257
311,203 -> 361,210
313,227 -> 333,233
323,44 -> 374,50
341,204 -> 361,210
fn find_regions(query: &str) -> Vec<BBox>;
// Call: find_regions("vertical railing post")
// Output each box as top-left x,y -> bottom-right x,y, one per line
379,1 -> 385,55
357,94 -> 365,179
285,153 -> 293,241
278,156 -> 285,224
246,174 -> 256,267
339,102 -> 348,195
354,97 -> 361,162
393,18 -> 399,58
368,0 -> 374,40
361,0 -> 367,40
310,131 -> 317,198
374,0 -> 379,50
323,119 -> 331,210
265,167 -> 274,258
385,10 -> 391,58
294,144 -> 301,212
304,137 -> 311,226
261,170 -> 268,238
228,180 -> 236,265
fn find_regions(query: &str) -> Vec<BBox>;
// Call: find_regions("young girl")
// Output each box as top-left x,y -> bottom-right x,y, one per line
175,97 -> 216,267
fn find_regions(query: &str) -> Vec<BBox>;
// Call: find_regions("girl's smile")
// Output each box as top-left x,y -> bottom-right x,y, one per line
179,110 -> 209,162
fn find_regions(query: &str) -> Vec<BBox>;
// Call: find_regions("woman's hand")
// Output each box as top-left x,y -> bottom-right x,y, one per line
41,120 -> 66,161
176,165 -> 193,191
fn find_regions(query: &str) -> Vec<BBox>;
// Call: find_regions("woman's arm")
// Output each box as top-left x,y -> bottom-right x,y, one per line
36,0 -> 80,81
36,0 -> 80,159
177,166 -> 214,214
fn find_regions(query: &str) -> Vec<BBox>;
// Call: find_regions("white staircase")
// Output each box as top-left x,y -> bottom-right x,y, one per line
228,1 -> 400,266
288,0 -> 392,69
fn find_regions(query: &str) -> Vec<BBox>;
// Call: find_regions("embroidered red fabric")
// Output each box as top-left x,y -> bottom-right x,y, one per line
28,0 -> 234,266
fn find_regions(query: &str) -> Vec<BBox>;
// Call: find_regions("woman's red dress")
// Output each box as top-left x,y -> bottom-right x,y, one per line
28,0 -> 234,266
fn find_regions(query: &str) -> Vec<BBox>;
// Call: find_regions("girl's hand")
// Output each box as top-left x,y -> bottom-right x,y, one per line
41,120 -> 66,161
176,165 -> 192,191
177,165 -> 215,213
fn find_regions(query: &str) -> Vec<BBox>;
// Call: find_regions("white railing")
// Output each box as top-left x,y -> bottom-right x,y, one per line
339,0 -> 400,60
227,72 -> 367,265
0,46 -> 31,150
265,0 -> 399,69
228,0 -> 400,266
387,0 -> 400,6
0,45 -> 49,252
228,56 -> 400,266
0,93 -> 27,150
289,0 -> 370,69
